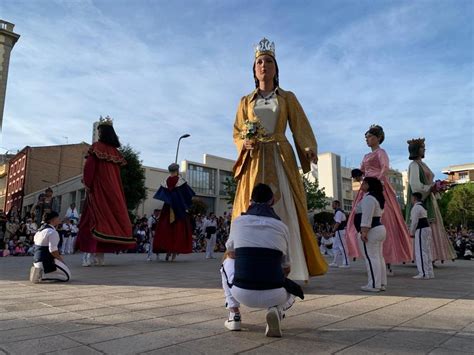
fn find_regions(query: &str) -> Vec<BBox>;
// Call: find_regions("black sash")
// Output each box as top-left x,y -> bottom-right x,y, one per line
232,247 -> 304,299
354,214 -> 382,233
417,217 -> 429,229
33,245 -> 56,273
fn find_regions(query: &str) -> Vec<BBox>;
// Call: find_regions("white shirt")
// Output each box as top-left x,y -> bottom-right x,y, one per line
334,210 -> 346,224
321,237 -> 334,246
34,226 -> 60,253
203,218 -> 217,234
409,202 -> 428,236
226,214 -> 291,268
65,207 -> 79,220
360,195 -> 383,228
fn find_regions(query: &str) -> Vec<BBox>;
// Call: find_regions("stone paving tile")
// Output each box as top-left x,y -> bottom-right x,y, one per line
90,327 -> 217,354
1,334 -> 82,354
64,325 -> 141,344
437,334 -> 474,353
141,344 -> 204,354
428,347 -> 472,354
335,332 -> 437,354
43,345 -> 104,354
0,253 -> 472,355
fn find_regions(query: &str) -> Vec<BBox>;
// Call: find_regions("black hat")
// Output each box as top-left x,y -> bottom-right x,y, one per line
168,163 -> 180,172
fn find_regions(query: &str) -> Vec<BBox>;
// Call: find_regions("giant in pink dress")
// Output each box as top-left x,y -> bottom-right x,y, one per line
346,148 -> 413,264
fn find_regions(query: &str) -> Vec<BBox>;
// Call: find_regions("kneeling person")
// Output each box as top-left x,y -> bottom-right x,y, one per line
221,183 -> 304,337
30,212 -> 71,283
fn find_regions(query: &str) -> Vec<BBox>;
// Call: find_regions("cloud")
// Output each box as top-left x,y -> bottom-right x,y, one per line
1,0 -> 472,180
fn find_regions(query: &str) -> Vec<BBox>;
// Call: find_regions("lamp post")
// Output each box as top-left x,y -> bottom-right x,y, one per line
175,134 -> 190,164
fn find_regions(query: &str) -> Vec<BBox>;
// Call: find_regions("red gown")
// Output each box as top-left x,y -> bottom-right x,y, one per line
152,176 -> 193,254
76,142 -> 135,253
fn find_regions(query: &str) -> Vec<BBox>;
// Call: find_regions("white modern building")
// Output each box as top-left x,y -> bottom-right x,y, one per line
303,152 -> 354,213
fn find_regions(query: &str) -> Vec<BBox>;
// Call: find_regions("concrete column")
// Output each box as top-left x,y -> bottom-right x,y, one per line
0,20 -> 20,132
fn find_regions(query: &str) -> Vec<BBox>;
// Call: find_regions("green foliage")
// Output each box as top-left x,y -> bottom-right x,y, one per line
444,183 -> 474,229
119,144 -> 147,211
302,175 -> 328,211
223,177 -> 237,206
189,198 -> 208,216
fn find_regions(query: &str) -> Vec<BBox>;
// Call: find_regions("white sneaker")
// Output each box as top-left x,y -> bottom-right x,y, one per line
338,264 -> 350,268
224,313 -> 241,331
30,266 -> 42,283
380,285 -> 386,291
82,261 -> 91,267
360,285 -> 381,293
328,263 -> 338,268
412,274 -> 430,280
265,307 -> 282,337
387,269 -> 395,276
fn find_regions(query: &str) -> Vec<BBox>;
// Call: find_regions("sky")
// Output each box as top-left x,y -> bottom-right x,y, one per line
1,0 -> 473,178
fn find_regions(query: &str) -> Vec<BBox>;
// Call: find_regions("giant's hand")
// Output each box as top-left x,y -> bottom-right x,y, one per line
304,148 -> 318,164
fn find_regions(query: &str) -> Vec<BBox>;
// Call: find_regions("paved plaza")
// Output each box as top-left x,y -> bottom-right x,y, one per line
0,253 -> 472,354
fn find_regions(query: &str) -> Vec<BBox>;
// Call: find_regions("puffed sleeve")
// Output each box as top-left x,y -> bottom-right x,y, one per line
232,96 -> 250,180
360,196 -> 376,228
287,91 -> 317,174
409,162 -> 432,199
377,149 -> 390,180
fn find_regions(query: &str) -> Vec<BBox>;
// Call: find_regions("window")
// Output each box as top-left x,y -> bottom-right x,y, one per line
219,170 -> 234,196
343,199 -> 352,212
458,172 -> 468,182
187,164 -> 216,195
79,189 -> 86,214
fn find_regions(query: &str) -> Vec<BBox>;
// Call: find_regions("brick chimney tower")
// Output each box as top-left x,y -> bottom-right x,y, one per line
0,20 -> 20,132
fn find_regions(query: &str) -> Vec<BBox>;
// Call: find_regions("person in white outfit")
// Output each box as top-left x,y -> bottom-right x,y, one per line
329,200 -> 349,268
203,213 -> 217,259
319,233 -> 334,257
220,183 -> 304,337
356,177 -> 387,292
30,212 -> 71,283
409,192 -> 434,279
61,219 -> 72,255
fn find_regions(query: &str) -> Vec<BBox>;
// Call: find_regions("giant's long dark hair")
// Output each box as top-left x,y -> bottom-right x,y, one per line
98,124 -> 121,148
364,177 -> 385,209
253,55 -> 279,88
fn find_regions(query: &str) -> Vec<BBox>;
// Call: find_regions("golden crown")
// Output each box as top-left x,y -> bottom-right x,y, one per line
407,137 -> 425,145
254,37 -> 275,58
98,115 -> 113,126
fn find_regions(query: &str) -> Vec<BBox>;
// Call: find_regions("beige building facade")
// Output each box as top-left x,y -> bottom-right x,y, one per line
442,163 -> 474,184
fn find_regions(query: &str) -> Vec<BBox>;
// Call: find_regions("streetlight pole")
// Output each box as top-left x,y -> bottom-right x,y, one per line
175,134 -> 190,164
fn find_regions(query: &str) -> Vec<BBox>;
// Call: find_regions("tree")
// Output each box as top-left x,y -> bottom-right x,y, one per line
189,198 -> 208,216
223,177 -> 237,206
119,144 -> 147,211
302,175 -> 328,211
445,183 -> 474,229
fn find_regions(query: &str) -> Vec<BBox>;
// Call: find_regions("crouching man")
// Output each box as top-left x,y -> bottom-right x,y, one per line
221,183 -> 304,337
30,211 -> 71,283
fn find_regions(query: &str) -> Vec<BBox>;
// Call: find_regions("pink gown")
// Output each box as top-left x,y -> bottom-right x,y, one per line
346,148 -> 413,264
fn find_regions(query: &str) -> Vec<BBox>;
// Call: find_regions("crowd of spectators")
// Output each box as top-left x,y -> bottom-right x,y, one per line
129,211 -> 232,255
447,228 -> 473,260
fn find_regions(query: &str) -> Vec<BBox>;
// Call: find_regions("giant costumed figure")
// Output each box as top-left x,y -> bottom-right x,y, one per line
76,116 -> 135,266
232,38 -> 327,281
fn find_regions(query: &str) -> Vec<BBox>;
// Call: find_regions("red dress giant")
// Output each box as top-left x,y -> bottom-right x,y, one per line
152,176 -> 195,254
76,142 -> 135,253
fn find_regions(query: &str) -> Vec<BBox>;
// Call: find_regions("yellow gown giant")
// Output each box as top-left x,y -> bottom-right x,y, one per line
232,87 -> 328,280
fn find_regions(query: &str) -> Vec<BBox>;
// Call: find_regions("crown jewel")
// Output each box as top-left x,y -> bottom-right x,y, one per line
407,137 -> 425,145
98,115 -> 113,126
254,38 -> 275,58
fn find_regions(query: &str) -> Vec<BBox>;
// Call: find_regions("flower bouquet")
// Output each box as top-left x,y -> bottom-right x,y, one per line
240,119 -> 269,157
432,180 -> 451,194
